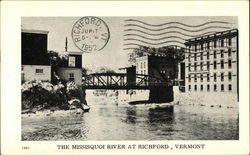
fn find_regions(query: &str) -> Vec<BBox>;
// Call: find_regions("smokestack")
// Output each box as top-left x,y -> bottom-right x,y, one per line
65,37 -> 68,52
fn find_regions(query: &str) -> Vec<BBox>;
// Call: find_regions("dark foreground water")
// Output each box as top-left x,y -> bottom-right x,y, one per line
22,95 -> 238,140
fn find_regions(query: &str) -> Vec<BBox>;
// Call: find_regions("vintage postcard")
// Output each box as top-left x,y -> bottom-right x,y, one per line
1,1 -> 249,155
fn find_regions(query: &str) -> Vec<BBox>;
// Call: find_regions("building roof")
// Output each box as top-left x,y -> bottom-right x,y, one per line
67,51 -> 83,55
21,29 -> 49,34
185,29 -> 238,45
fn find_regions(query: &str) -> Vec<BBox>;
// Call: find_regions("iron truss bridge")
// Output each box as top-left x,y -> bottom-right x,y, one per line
82,73 -> 172,89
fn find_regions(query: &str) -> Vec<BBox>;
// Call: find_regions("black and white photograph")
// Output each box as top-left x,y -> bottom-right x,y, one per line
21,16 -> 239,141
1,1 -> 249,155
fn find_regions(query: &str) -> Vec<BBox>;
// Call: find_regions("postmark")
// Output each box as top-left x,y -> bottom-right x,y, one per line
71,16 -> 110,53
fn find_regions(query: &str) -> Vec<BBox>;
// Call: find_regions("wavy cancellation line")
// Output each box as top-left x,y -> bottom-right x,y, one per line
123,39 -> 185,46
123,44 -> 185,51
124,29 -> 218,37
124,34 -> 186,41
125,19 -> 232,28
124,24 -> 232,33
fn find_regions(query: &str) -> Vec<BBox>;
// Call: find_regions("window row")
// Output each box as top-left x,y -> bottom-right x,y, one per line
188,72 -> 233,82
136,62 -> 147,69
187,37 -> 233,52
188,84 -> 232,92
136,70 -> 147,75
187,49 -> 233,62
188,59 -> 233,71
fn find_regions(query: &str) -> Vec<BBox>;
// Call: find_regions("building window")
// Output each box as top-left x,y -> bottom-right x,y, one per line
207,51 -> 210,59
221,39 -> 224,47
207,42 -> 210,49
207,73 -> 210,82
214,73 -> 217,82
69,73 -> 74,82
194,45 -> 197,52
200,52 -> 203,60
194,63 -> 197,71
221,50 -> 224,58
141,62 -> 143,69
201,85 -> 203,91
200,62 -> 203,70
214,51 -> 217,59
35,69 -> 43,74
228,59 -> 232,68
214,40 -> 217,48
221,73 -> 224,81
221,84 -> 224,91
228,49 -> 232,57
188,74 -> 191,82
194,74 -> 197,82
207,84 -> 210,91
69,56 -> 76,67
228,84 -> 232,91
201,43 -> 203,50
188,54 -> 191,62
207,61 -> 210,70
144,62 -> 146,68
194,53 -> 197,61
200,74 -> 203,82
228,38 -> 232,46
214,61 -> 217,69
228,72 -> 232,81
214,84 -> 217,91
194,85 -> 197,91
221,60 -> 224,69
189,85 -> 191,91
188,63 -> 191,71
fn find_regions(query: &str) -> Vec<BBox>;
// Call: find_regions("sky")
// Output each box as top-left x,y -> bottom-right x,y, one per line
22,16 -> 237,71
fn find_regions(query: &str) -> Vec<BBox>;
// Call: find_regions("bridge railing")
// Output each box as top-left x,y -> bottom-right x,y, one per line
82,73 -> 172,88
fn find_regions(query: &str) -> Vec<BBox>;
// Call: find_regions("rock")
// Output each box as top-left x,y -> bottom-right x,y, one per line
69,105 -> 76,110
82,104 -> 90,112
22,109 -> 31,114
76,109 -> 83,114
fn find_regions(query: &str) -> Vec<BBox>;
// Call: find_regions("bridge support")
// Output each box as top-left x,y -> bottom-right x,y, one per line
81,88 -> 88,105
149,86 -> 173,103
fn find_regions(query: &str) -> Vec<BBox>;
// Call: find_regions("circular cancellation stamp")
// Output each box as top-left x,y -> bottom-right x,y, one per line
71,16 -> 110,53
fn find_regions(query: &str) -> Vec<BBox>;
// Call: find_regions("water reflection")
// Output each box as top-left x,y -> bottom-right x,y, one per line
148,106 -> 174,123
125,106 -> 137,124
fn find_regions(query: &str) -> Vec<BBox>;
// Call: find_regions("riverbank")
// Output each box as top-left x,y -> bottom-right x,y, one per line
22,108 -> 87,118
174,90 -> 238,108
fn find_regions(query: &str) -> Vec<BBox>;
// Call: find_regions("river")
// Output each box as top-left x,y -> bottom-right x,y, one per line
22,91 -> 239,140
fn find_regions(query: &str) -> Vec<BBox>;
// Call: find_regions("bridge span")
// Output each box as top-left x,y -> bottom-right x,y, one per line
82,73 -> 171,89
82,73 -> 174,103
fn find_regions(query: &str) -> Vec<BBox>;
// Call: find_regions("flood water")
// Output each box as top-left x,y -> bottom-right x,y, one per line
22,92 -> 239,140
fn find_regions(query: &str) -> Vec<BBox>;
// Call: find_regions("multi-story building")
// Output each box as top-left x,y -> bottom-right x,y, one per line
135,54 -> 178,86
21,29 -> 51,82
184,29 -> 239,102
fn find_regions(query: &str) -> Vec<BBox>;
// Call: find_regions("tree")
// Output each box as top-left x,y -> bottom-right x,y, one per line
47,50 -> 68,84
97,66 -> 115,73
128,45 -> 185,64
